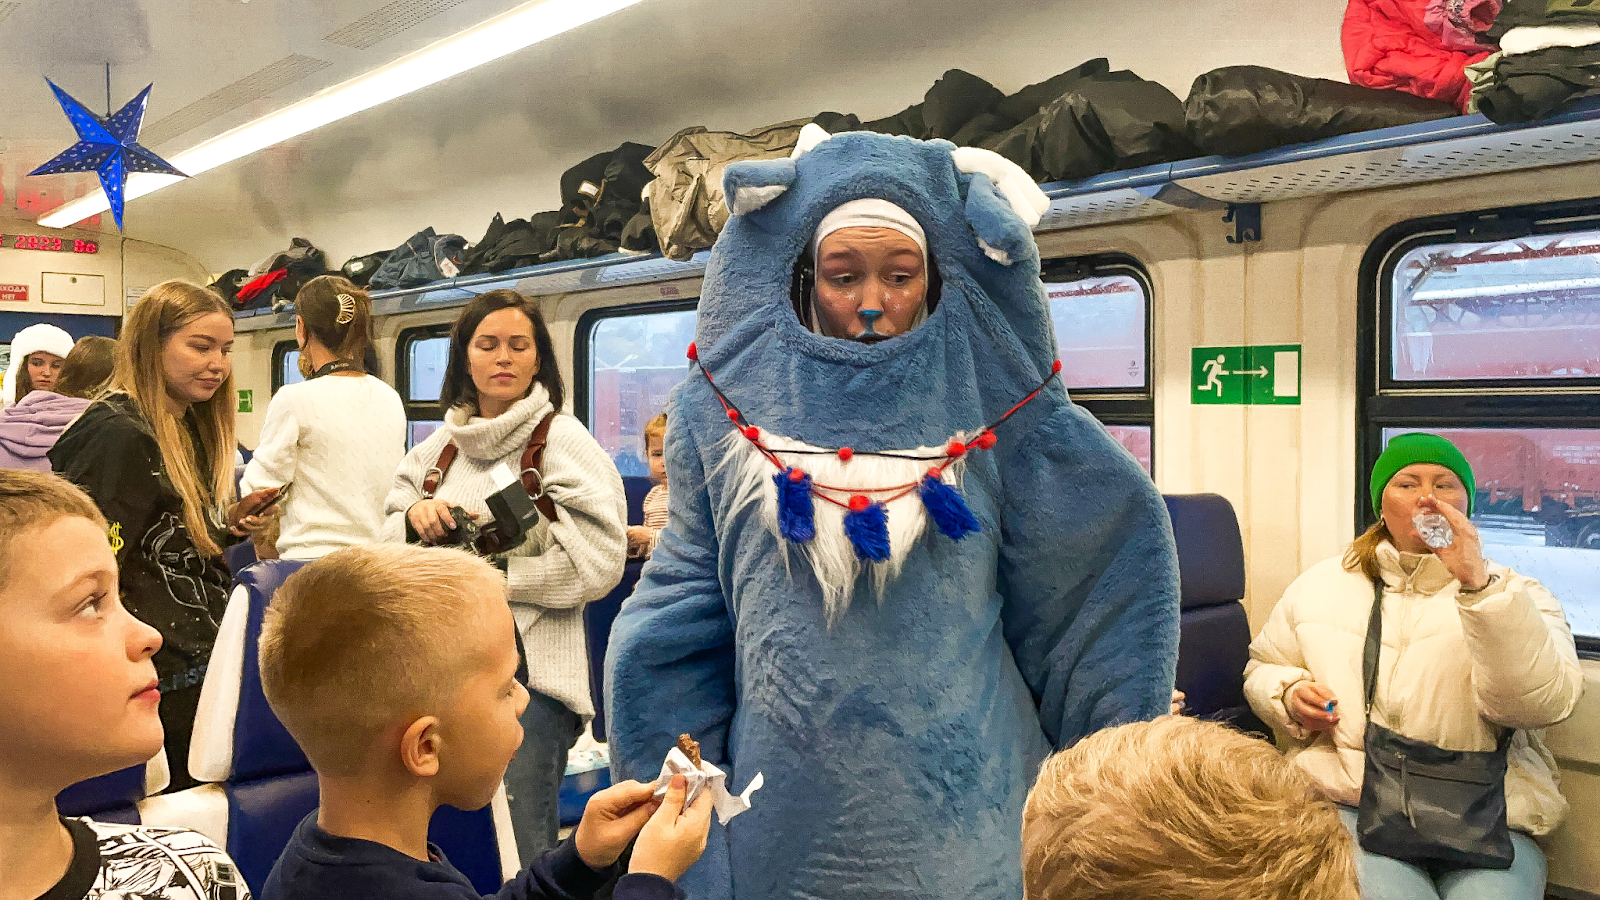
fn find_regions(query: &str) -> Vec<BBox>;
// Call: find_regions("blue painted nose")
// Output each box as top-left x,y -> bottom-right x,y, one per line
859,309 -> 884,332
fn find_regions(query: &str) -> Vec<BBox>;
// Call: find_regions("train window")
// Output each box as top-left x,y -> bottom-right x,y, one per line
271,340 -> 304,394
395,324 -> 452,449
575,300 -> 699,477
1042,254 -> 1154,473
1362,203 -> 1600,651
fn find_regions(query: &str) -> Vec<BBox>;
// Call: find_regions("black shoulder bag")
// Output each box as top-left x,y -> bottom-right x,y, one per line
1357,579 -> 1516,870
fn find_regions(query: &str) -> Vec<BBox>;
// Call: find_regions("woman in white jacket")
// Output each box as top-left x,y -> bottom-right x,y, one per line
1246,433 -> 1582,900
383,289 -> 626,859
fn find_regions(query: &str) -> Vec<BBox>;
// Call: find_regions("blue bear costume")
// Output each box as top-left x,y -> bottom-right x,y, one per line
605,131 -> 1180,899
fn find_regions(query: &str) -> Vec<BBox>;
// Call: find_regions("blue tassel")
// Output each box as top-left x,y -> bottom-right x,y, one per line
843,501 -> 891,562
774,469 -> 816,543
919,475 -> 981,541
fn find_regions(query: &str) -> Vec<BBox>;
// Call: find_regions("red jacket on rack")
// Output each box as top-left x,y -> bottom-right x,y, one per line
1343,0 -> 1495,111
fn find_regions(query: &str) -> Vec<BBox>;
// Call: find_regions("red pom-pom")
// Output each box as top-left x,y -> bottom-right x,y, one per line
927,466 -> 944,480
742,426 -> 761,441
848,495 -> 871,513
946,440 -> 968,458
973,432 -> 998,450
726,408 -> 741,422
838,447 -> 854,462
687,343 -> 699,361
1051,360 -> 1063,374
788,467 -> 806,483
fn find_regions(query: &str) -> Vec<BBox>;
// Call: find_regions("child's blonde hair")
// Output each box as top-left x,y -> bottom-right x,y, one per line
644,412 -> 668,448
259,544 -> 505,775
0,471 -> 106,584
1023,716 -> 1357,900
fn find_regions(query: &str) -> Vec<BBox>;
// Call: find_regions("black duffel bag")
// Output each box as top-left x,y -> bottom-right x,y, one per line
1357,579 -> 1516,870
1186,67 -> 1457,158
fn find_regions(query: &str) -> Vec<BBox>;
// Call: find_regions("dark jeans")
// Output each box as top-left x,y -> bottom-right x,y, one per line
504,690 -> 582,859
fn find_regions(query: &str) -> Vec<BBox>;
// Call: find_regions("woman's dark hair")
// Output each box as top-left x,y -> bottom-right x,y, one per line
54,336 -> 117,398
440,290 -> 563,414
295,275 -> 373,369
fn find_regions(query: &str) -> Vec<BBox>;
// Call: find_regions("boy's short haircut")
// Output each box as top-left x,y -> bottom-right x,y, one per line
259,544 -> 505,775
644,412 -> 668,446
0,471 -> 107,584
1023,716 -> 1357,900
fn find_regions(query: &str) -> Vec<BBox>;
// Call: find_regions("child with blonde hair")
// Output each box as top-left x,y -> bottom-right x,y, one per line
625,413 -> 669,560
0,470 -> 246,900
1023,716 -> 1357,900
258,543 -> 709,900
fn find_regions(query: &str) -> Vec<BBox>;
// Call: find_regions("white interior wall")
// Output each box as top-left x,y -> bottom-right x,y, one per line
0,218 -> 209,325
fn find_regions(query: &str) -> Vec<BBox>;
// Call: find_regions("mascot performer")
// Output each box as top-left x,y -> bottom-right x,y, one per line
605,126 -> 1181,899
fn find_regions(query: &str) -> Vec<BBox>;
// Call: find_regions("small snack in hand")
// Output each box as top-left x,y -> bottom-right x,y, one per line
678,733 -> 702,768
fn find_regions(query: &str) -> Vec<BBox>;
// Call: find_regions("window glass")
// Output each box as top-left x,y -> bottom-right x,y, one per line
409,420 -> 442,449
1381,427 -> 1600,639
1106,424 -> 1153,475
1391,230 -> 1600,381
1046,273 -> 1146,390
406,336 -> 450,402
280,350 -> 304,389
588,308 -> 697,476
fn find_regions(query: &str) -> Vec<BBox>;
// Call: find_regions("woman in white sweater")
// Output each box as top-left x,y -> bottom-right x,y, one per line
383,289 -> 626,858
1246,433 -> 1582,900
241,276 -> 405,559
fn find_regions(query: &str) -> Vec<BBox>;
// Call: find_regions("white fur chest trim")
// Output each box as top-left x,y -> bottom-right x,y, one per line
715,427 -> 970,624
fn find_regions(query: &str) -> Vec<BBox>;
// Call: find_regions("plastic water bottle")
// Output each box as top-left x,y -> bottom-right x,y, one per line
1413,512 -> 1454,549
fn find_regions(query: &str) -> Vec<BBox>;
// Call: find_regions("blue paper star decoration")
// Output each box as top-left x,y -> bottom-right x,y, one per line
28,80 -> 186,230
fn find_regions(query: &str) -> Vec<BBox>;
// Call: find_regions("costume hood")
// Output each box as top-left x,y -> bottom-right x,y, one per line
3,324 -> 74,407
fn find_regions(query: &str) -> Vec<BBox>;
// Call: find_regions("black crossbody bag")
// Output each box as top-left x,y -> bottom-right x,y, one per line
1357,579 -> 1516,870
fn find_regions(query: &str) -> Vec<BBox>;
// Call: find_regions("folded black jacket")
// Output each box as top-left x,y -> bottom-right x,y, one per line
1186,66 -> 1457,157
1488,0 -> 1600,41
1478,44 -> 1600,123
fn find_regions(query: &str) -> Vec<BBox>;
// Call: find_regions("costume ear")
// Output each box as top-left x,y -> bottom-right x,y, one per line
962,172 -> 1034,266
790,123 -> 833,159
724,157 -> 799,217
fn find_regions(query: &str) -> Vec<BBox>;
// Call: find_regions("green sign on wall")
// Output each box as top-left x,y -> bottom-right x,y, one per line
237,389 -> 253,414
1191,345 -> 1301,405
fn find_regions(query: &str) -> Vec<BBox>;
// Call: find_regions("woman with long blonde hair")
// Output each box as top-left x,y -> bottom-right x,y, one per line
51,280 -> 272,790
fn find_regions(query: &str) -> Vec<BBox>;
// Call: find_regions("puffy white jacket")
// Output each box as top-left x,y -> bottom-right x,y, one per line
1245,541 -> 1583,835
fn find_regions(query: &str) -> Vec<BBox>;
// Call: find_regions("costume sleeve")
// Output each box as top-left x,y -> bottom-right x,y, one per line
604,412 -> 736,898
505,420 -> 627,610
996,404 -> 1180,749
238,391 -> 301,495
1244,577 -> 1316,742
1456,569 -> 1584,730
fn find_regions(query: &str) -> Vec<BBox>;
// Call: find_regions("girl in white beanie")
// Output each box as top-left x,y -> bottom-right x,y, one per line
2,323 -> 75,408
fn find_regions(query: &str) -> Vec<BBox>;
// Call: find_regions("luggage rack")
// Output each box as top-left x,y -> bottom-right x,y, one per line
230,99 -> 1600,333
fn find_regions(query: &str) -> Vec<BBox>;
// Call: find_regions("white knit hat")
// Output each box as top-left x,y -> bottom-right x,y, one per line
3,323 -> 75,407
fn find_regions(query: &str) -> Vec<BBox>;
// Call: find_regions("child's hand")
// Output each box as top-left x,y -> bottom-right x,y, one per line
573,780 -> 660,869
626,526 -> 654,559
630,774 -> 713,883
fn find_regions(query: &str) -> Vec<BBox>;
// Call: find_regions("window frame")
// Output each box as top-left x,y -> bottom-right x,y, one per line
270,339 -> 300,394
394,322 -> 454,425
1358,198 -> 1600,655
1041,253 -> 1156,471
573,297 -> 701,431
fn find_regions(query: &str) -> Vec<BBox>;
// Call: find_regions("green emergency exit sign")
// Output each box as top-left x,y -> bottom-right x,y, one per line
237,389 -> 253,414
1191,345 -> 1301,405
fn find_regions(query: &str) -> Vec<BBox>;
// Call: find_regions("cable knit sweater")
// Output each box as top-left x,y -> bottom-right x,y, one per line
382,384 -> 626,718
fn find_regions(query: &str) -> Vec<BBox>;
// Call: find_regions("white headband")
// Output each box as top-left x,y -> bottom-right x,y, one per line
810,199 -> 928,264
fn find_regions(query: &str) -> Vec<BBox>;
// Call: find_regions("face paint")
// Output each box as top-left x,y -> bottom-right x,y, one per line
811,227 -> 928,342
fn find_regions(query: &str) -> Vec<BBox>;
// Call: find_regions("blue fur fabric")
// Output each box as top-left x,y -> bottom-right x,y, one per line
605,132 -> 1179,900
920,474 -> 982,540
841,500 -> 891,561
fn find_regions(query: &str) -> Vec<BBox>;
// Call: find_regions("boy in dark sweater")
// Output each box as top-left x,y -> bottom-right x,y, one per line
257,544 -> 710,900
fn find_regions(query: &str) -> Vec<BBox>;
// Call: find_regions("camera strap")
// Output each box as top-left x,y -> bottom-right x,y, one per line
422,412 -> 559,523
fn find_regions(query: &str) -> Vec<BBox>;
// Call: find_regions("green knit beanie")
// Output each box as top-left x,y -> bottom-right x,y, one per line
1370,433 -> 1475,518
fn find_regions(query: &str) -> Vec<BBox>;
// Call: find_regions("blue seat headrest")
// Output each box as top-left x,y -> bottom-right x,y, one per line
234,560 -> 311,780
56,765 -> 146,817
622,476 -> 654,526
1162,493 -> 1246,609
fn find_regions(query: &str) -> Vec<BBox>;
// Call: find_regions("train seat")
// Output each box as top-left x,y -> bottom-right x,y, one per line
157,560 -> 518,894
56,755 -> 169,826
1163,493 -> 1268,736
583,475 -> 654,744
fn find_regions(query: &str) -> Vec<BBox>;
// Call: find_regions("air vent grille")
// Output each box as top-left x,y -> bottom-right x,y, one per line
323,0 -> 471,50
140,54 -> 331,149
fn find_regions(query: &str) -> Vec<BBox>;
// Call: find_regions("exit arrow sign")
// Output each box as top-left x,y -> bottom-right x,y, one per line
1191,345 -> 1301,405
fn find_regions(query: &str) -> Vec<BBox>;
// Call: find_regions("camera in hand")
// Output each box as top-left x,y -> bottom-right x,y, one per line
429,476 -> 545,557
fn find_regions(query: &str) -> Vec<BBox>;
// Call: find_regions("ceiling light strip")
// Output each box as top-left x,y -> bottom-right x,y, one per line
37,0 -> 645,229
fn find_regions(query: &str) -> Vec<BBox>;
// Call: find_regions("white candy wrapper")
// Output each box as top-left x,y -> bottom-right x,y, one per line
652,747 -> 764,825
